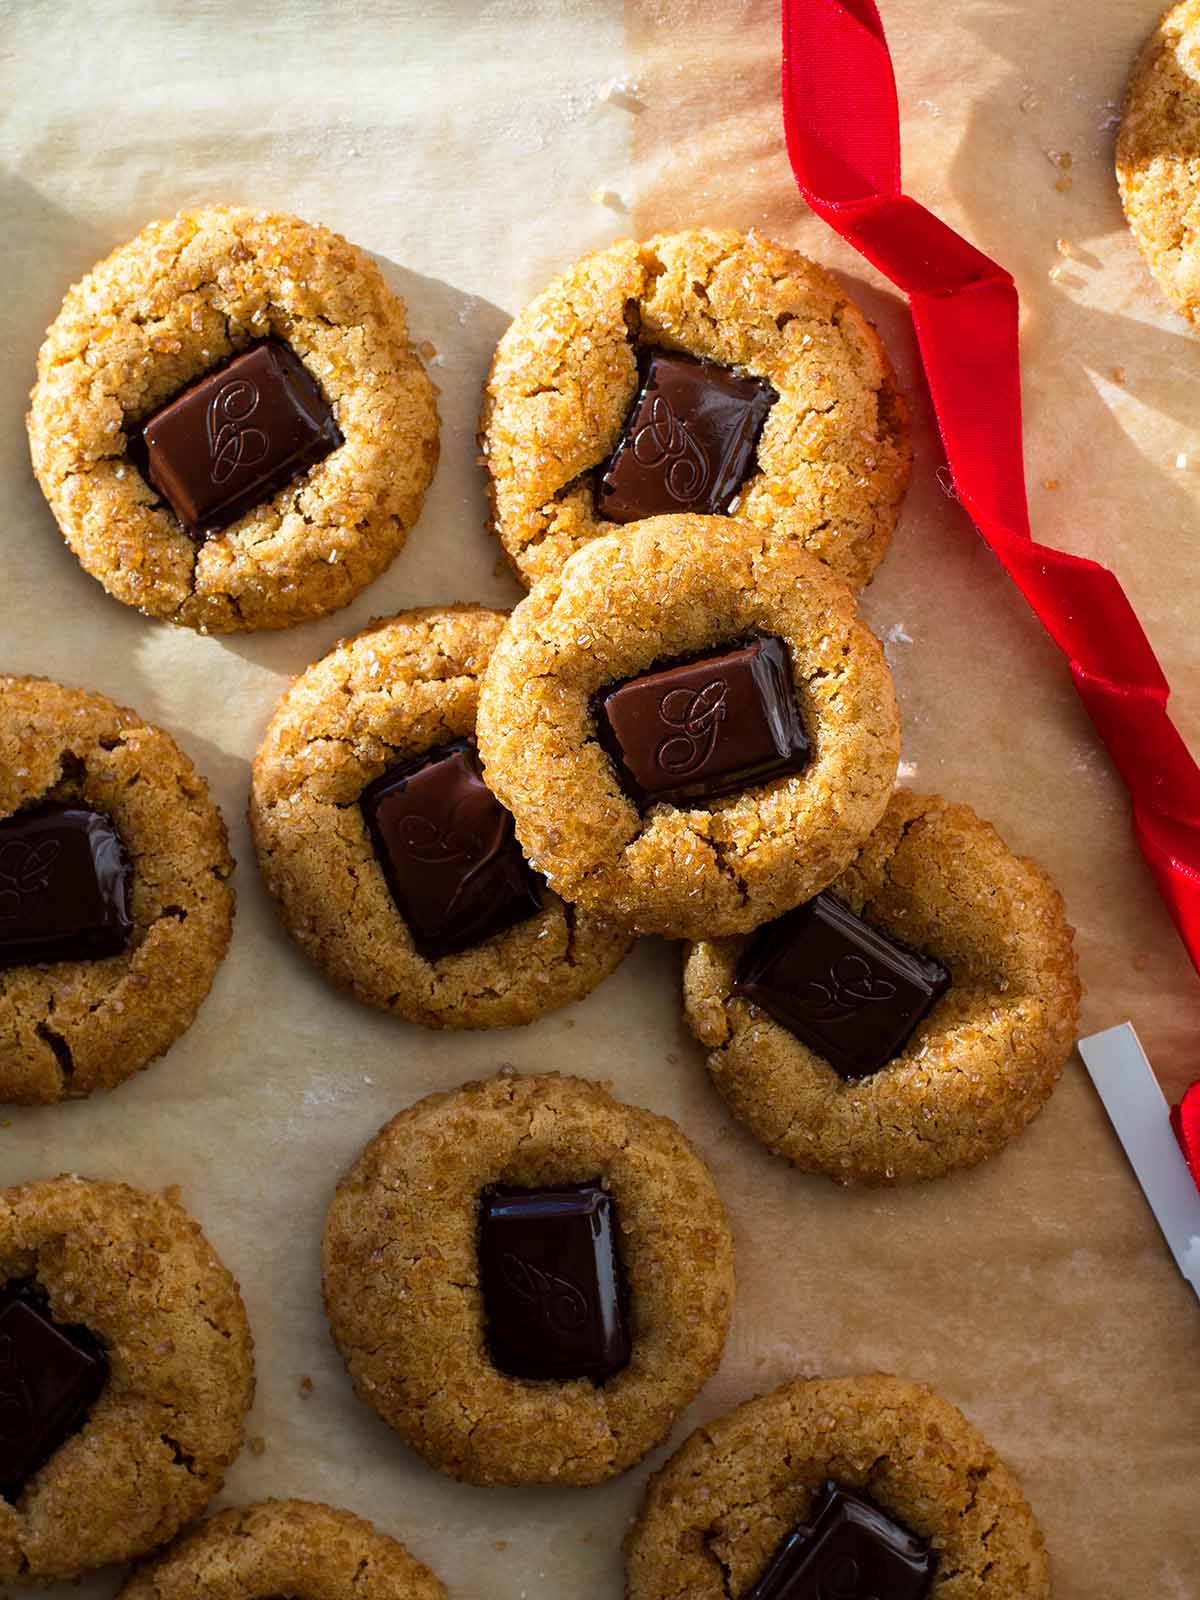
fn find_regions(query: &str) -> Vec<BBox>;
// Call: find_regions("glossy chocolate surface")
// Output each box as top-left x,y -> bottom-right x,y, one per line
0,1279 -> 108,1502
137,340 -> 342,539
360,739 -> 541,962
596,347 -> 776,523
742,1482 -> 935,1600
734,892 -> 951,1079
0,803 -> 132,969
479,1180 -> 630,1382
596,635 -> 809,807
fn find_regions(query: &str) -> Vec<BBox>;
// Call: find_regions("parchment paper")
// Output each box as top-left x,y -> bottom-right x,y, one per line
2,3 -> 1199,1596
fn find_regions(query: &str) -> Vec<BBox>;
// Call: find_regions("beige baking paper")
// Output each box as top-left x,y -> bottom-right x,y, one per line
1,0 -> 1199,1595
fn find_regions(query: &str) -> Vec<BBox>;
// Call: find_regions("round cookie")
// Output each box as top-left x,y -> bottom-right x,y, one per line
250,606 -> 633,1029
116,1499 -> 446,1600
683,791 -> 1080,1185
476,516 -> 900,941
27,205 -> 438,633
0,676 -> 234,1104
1117,1 -> 1200,324
480,227 -> 910,590
0,1176 -> 254,1584
322,1071 -> 735,1486
625,1373 -> 1049,1599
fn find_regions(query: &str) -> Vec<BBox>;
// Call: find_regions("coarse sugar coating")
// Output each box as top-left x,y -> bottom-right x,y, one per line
115,1499 -> 447,1600
0,676 -> 234,1104
683,791 -> 1081,1185
1117,1 -> 1200,324
27,205 -> 438,632
250,606 -> 633,1029
625,1373 -> 1050,1599
476,515 -> 900,941
322,1071 -> 735,1486
0,1176 -> 254,1584
480,227 -> 910,589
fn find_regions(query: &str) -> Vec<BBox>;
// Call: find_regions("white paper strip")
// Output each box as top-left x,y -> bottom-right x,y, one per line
1078,1022 -> 1200,1300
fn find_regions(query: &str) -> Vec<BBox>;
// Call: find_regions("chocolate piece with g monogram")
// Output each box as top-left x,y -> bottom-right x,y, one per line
0,803 -> 132,969
137,340 -> 343,539
596,347 -> 776,523
360,739 -> 541,962
596,635 -> 809,808
479,1180 -> 630,1383
742,1481 -> 935,1600
734,892 -> 951,1079
0,1278 -> 108,1502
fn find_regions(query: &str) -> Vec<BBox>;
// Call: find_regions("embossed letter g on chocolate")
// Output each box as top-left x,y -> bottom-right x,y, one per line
597,635 -> 809,808
596,348 -> 776,523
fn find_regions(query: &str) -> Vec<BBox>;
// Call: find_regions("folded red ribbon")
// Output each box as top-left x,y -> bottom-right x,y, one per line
780,0 -> 1200,1184
1171,1081 -> 1200,1189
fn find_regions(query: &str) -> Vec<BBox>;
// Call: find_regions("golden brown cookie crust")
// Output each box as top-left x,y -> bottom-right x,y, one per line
322,1072 -> 735,1487
116,1499 -> 447,1600
684,791 -> 1081,1185
480,227 -> 910,590
1117,1 -> 1200,324
0,676 -> 234,1104
625,1373 -> 1050,1599
27,205 -> 439,633
476,517 -> 900,941
250,606 -> 633,1029
0,1177 -> 254,1584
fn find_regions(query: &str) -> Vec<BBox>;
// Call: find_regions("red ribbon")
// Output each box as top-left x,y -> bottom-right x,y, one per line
1172,1081 -> 1200,1188
780,0 -> 1200,1184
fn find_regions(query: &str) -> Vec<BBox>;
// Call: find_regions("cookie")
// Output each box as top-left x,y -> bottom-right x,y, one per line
683,791 -> 1080,1185
322,1071 -> 735,1486
27,205 -> 438,633
625,1373 -> 1049,1599
476,516 -> 900,941
480,227 -> 910,590
250,607 -> 633,1029
0,676 -> 234,1104
1117,1 -> 1200,324
116,1499 -> 446,1600
0,1176 -> 254,1584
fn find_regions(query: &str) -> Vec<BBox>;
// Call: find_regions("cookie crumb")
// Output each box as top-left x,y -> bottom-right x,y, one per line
590,187 -> 628,213
418,340 -> 438,361
250,1435 -> 267,1456
1133,952 -> 1150,972
1055,174 -> 1074,192
163,1183 -> 182,1204
495,1540 -> 510,1552
299,1375 -> 315,1396
1112,366 -> 1127,385
600,76 -> 646,113
1041,478 -> 1060,490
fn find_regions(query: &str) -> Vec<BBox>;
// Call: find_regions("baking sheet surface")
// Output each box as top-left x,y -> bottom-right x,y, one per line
2,2 -> 1199,1596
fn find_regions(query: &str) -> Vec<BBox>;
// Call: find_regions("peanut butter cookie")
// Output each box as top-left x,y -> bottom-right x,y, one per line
0,676 -> 234,1104
250,607 -> 633,1029
1117,0 -> 1200,324
27,205 -> 438,632
322,1072 -> 735,1486
477,516 -> 900,941
480,227 -> 910,590
626,1373 -> 1049,1599
117,1500 -> 446,1600
0,1177 -> 254,1584
684,791 -> 1080,1185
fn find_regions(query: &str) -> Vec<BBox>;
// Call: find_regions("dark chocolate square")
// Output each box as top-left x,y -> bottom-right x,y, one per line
136,340 -> 342,539
0,1280 -> 108,1502
479,1181 -> 630,1383
0,804 -> 132,969
360,739 -> 541,962
743,1482 -> 935,1600
734,892 -> 951,1080
596,635 -> 809,807
596,347 -> 776,524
